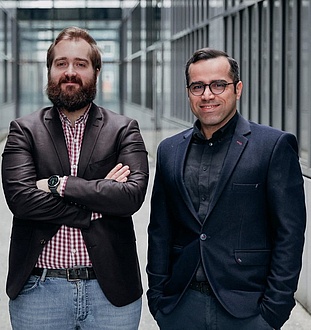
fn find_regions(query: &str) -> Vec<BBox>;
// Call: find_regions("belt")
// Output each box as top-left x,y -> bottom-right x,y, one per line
32,267 -> 96,281
189,281 -> 214,295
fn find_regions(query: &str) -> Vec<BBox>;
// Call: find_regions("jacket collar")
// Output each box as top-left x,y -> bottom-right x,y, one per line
175,112 -> 251,225
43,103 -> 104,176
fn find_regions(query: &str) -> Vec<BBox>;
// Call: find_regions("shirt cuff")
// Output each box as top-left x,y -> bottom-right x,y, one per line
59,176 -> 68,197
91,212 -> 102,221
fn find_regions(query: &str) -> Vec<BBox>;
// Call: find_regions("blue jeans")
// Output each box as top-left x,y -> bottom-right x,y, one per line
9,275 -> 142,330
155,289 -> 273,330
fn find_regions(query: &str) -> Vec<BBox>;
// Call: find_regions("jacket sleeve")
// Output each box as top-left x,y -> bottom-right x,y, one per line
1,119 -> 92,228
146,142 -> 172,317
61,119 -> 149,217
260,132 -> 306,329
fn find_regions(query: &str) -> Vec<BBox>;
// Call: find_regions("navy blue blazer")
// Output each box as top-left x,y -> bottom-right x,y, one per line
147,113 -> 306,329
2,103 -> 149,306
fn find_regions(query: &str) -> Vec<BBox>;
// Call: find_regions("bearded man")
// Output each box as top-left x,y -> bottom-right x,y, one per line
2,26 -> 149,330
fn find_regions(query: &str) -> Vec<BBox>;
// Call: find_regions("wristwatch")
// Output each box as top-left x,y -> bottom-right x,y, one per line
48,175 -> 60,196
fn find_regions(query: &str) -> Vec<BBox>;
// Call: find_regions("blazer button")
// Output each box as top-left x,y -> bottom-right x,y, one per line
40,239 -> 46,245
200,233 -> 207,241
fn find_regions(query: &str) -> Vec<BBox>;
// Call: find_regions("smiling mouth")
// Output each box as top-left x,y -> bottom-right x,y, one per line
200,104 -> 219,110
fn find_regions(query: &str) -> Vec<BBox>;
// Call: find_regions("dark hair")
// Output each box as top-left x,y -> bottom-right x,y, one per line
46,26 -> 102,73
185,48 -> 240,87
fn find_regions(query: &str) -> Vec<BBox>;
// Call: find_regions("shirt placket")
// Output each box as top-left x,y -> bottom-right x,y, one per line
67,119 -> 84,266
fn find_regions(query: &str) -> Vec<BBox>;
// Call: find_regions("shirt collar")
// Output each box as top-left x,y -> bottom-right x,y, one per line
192,111 -> 238,142
58,104 -> 91,125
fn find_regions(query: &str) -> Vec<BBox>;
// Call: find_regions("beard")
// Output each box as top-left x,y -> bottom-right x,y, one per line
46,74 -> 97,112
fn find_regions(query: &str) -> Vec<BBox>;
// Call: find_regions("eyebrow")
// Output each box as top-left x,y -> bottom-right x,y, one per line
54,57 -> 90,63
190,79 -> 228,84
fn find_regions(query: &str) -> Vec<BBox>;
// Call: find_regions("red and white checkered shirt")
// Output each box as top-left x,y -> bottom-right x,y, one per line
36,106 -> 101,269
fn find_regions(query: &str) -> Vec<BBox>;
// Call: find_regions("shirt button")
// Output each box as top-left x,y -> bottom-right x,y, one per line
200,233 -> 207,241
209,142 -> 213,147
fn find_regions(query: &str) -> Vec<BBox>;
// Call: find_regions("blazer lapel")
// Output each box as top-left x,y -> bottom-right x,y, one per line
44,107 -> 71,174
175,129 -> 202,223
78,104 -> 104,177
203,115 -> 251,222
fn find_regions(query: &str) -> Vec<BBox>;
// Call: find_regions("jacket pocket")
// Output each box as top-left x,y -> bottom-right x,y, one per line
88,152 -> 117,177
232,183 -> 261,192
234,249 -> 271,266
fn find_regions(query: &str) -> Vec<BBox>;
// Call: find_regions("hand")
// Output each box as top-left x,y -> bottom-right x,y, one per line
105,163 -> 130,182
36,178 -> 49,192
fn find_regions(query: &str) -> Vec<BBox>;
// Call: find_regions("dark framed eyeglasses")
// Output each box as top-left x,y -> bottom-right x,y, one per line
187,80 -> 236,96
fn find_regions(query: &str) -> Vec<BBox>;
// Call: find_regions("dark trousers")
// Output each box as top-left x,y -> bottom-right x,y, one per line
155,289 -> 273,330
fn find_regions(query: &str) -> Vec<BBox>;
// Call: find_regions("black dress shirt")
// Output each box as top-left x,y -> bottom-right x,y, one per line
184,112 -> 238,281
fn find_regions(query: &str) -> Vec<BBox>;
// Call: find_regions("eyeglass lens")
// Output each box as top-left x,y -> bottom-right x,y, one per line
189,81 -> 228,95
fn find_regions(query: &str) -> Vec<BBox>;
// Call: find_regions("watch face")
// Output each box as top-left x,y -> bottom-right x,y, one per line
48,176 -> 59,187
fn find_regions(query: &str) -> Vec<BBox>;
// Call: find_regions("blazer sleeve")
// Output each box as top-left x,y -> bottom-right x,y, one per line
146,141 -> 173,316
260,132 -> 306,329
1,119 -> 92,228
62,119 -> 149,217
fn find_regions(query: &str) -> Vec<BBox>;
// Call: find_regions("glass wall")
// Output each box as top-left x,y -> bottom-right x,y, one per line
0,1 -> 123,134
0,3 -> 17,137
0,0 -> 310,175
17,8 -> 122,117
299,0 -> 311,170
121,0 -> 311,177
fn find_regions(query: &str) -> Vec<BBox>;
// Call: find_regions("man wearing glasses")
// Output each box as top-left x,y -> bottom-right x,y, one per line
147,48 -> 306,329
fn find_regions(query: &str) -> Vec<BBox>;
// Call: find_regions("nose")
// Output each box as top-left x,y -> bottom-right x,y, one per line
201,86 -> 215,99
65,63 -> 77,77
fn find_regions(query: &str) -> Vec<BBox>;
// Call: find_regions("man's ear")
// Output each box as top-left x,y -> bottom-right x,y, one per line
236,81 -> 243,100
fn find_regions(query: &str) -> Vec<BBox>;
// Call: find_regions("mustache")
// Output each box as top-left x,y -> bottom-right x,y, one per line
59,76 -> 83,84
